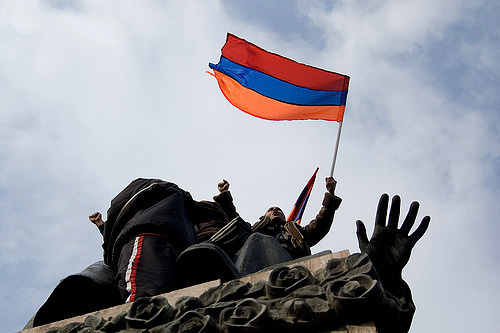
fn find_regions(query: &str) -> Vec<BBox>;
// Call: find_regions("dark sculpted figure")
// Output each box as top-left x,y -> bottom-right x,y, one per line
92,179 -> 198,303
356,194 -> 430,296
89,179 -> 235,303
26,179 -> 430,332
355,193 -> 431,330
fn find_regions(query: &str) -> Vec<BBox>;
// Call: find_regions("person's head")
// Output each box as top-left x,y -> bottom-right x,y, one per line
265,206 -> 286,225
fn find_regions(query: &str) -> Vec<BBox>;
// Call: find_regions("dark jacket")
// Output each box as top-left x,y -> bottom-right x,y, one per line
296,192 -> 342,247
102,178 -> 197,268
213,190 -> 342,259
191,200 -> 230,242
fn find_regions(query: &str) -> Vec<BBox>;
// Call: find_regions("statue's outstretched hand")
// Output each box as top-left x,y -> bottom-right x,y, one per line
356,194 -> 430,296
217,179 -> 230,193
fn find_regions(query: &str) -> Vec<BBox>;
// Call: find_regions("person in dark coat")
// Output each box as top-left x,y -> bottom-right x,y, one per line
190,200 -> 230,243
213,177 -> 342,259
89,178 -> 198,302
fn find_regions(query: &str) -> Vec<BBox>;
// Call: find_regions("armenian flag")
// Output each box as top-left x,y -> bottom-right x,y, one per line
208,33 -> 350,121
286,167 -> 319,224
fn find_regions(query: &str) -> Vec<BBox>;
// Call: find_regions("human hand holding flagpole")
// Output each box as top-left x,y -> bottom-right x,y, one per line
326,176 -> 337,195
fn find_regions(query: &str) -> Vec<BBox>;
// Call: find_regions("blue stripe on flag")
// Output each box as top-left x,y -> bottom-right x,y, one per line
209,57 -> 346,106
295,193 -> 311,222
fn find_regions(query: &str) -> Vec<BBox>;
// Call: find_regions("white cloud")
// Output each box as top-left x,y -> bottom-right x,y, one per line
0,0 -> 498,331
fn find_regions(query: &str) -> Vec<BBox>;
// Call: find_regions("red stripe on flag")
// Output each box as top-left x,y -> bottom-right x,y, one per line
221,33 -> 350,91
287,167 -> 319,224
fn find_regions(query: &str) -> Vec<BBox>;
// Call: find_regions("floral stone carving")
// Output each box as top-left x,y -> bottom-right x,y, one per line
40,253 -> 415,333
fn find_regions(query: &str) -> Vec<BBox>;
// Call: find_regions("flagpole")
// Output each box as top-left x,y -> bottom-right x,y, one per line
329,121 -> 343,177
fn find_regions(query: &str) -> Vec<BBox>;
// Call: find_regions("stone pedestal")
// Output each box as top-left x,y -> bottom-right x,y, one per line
21,250 -> 379,333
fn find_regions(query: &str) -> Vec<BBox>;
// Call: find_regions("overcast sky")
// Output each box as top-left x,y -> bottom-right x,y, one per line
1,1 -> 498,332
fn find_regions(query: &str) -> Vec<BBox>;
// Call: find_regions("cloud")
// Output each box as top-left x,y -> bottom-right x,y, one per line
302,1 -> 500,330
0,1 -> 498,331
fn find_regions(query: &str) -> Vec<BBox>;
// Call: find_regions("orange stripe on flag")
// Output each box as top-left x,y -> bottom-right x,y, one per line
212,70 -> 345,122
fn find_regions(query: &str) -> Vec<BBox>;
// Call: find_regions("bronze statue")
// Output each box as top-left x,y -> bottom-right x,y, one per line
25,179 -> 430,333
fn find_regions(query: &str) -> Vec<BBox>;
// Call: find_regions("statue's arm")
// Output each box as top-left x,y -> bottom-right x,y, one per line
356,194 -> 430,297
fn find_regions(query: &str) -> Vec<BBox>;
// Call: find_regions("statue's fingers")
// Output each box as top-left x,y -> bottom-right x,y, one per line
400,201 -> 420,235
387,195 -> 401,229
409,216 -> 430,245
375,193 -> 390,228
356,220 -> 369,251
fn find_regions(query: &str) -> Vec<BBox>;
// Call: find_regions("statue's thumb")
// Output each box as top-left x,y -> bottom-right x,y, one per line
356,220 -> 369,250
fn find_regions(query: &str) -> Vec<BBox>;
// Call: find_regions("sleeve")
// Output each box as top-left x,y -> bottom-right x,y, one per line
98,223 -> 105,236
213,190 -> 239,221
384,279 -> 416,333
300,193 -> 342,247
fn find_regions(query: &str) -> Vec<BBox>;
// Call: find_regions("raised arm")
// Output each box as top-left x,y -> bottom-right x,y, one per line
213,179 -> 239,221
89,212 -> 105,235
217,179 -> 230,193
356,194 -> 430,297
301,177 -> 342,247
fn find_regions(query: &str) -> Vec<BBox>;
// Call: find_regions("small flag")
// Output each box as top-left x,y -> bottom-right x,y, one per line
209,33 -> 350,121
287,167 -> 319,224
